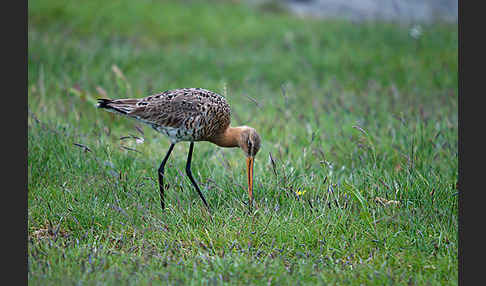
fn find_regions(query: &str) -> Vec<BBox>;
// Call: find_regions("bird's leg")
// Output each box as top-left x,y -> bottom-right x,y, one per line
185,142 -> 210,211
158,143 -> 175,210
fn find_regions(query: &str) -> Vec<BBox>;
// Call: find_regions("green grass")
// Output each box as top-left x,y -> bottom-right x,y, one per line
28,0 -> 458,284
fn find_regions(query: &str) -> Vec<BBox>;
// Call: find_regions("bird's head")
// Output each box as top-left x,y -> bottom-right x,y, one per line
236,126 -> 261,208
238,126 -> 261,158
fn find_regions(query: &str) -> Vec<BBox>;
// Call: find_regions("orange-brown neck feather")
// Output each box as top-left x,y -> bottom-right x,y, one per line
210,126 -> 245,148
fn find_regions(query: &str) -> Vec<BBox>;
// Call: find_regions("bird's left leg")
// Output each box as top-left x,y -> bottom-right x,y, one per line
158,143 -> 175,210
185,142 -> 210,210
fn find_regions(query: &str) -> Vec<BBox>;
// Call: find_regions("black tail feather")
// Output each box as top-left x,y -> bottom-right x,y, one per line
96,99 -> 128,114
97,98 -> 112,108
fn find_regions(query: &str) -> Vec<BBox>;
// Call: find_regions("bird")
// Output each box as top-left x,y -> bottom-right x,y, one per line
96,87 -> 261,211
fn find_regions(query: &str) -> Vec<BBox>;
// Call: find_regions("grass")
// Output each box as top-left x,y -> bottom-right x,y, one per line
28,0 -> 458,284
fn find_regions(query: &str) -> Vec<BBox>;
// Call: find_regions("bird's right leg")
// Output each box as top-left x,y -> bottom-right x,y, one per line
185,142 -> 210,211
158,143 -> 175,210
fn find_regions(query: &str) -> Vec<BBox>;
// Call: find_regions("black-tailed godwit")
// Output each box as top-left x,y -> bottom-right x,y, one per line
97,88 -> 261,211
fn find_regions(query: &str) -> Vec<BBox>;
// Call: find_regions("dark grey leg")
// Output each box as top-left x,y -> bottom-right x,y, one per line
158,143 -> 175,210
185,142 -> 210,210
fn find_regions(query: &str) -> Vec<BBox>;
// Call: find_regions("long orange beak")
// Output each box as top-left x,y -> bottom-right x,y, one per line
246,156 -> 254,207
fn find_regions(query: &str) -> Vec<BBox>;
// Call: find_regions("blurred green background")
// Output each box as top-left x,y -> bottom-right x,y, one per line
28,0 -> 458,285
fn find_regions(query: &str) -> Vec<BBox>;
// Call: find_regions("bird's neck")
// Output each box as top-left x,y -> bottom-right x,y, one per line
210,126 -> 244,148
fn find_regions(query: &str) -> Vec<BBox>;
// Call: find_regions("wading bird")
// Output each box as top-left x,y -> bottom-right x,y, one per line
97,88 -> 261,211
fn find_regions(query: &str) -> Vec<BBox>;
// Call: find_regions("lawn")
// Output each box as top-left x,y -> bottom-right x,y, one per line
28,0 -> 458,284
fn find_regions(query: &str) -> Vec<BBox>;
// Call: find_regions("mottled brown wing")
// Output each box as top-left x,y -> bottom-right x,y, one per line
130,93 -> 205,129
